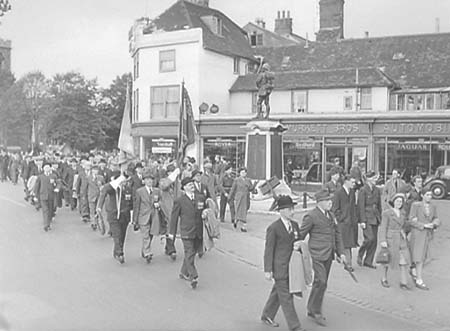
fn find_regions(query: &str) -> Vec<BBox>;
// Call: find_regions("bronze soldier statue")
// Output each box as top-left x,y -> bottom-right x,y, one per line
255,63 -> 275,119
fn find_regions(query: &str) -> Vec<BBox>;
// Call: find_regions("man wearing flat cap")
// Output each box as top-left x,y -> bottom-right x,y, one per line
261,195 -> 306,331
168,176 -> 207,289
133,168 -> 164,263
299,189 -> 345,327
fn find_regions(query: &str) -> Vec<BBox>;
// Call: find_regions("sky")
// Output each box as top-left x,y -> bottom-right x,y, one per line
0,0 -> 449,87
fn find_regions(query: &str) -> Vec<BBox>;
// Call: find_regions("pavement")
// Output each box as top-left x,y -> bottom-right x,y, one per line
221,195 -> 450,331
1,181 -> 450,331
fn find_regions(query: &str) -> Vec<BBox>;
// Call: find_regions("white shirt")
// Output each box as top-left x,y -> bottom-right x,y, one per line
280,216 -> 292,233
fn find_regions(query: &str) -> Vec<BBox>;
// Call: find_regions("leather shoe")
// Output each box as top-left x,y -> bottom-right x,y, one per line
363,263 -> 376,269
114,255 -> 125,264
381,279 -> 390,288
311,314 -> 326,326
415,281 -> 429,290
261,316 -> 279,327
344,265 -> 354,272
399,283 -> 411,290
170,252 -> 177,261
179,273 -> 190,281
356,255 -> 363,266
190,278 -> 198,289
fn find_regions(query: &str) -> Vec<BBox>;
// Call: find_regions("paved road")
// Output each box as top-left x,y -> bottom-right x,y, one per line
0,182 -> 431,331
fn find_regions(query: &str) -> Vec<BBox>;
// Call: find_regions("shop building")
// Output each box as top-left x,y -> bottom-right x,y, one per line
129,0 -> 450,183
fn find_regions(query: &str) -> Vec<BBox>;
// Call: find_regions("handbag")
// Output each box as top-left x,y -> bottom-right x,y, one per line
375,246 -> 390,264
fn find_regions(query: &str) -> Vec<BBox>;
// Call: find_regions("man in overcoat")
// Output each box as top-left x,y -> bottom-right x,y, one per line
331,175 -> 358,270
34,162 -> 57,232
299,189 -> 345,327
168,177 -> 207,289
357,171 -> 382,268
261,195 -> 306,331
382,168 -> 406,210
133,169 -> 164,263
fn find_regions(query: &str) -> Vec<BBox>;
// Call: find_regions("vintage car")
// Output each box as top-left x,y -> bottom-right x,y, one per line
297,162 -> 334,184
423,166 -> 450,199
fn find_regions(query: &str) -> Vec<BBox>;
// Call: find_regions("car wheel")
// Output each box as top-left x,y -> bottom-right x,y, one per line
431,183 -> 446,199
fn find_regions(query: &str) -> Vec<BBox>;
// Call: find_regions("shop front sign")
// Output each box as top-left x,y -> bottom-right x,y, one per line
151,139 -> 175,154
397,143 -> 429,151
437,144 -> 450,151
287,123 -> 369,135
375,122 -> 450,135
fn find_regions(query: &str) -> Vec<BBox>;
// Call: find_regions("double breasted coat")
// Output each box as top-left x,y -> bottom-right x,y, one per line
408,201 -> 440,263
331,187 -> 358,248
299,207 -> 344,261
379,208 -> 410,269
170,192 -> 207,239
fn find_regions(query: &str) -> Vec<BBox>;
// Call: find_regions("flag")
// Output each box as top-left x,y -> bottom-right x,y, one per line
118,81 -> 134,165
177,83 -> 197,165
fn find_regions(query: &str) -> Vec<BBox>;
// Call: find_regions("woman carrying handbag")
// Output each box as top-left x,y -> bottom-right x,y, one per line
378,193 -> 411,289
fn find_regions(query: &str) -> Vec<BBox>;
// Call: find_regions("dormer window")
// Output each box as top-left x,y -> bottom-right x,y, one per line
201,15 -> 223,36
250,32 -> 263,46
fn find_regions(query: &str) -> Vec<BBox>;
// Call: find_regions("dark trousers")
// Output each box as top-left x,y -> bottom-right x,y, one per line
358,224 -> 378,265
41,198 -> 54,228
181,238 -> 202,280
262,279 -> 301,331
63,189 -> 72,207
219,193 -> 235,222
165,237 -> 176,255
307,257 -> 333,316
79,195 -> 90,220
109,212 -> 130,257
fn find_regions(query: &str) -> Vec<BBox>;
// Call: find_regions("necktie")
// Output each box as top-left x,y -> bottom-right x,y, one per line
287,222 -> 292,234
394,180 -> 398,191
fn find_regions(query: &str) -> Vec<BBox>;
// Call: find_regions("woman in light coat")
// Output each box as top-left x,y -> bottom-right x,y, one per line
229,167 -> 257,232
379,193 -> 411,290
408,189 -> 440,290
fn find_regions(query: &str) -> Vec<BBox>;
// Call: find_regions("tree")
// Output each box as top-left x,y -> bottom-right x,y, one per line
0,0 -> 11,17
98,73 -> 131,151
0,70 -> 17,146
46,72 -> 107,152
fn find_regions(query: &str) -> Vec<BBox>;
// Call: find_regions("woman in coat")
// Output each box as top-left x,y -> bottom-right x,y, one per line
229,167 -> 257,232
408,189 -> 440,290
379,193 -> 411,290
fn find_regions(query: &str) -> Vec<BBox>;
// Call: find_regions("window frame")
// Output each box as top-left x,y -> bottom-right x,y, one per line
150,85 -> 180,120
133,52 -> 139,80
133,88 -> 139,122
159,49 -> 176,73
291,90 -> 308,113
233,57 -> 240,75
359,87 -> 372,110
343,95 -> 353,110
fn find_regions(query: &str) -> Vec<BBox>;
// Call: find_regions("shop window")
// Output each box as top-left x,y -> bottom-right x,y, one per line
425,94 -> 434,110
133,88 -> 139,122
291,90 -> 307,113
233,57 -> 240,74
203,137 -> 245,170
133,52 -> 139,80
159,50 -> 176,72
360,88 -> 372,110
150,85 -> 180,119
397,94 -> 405,110
344,96 -> 353,110
251,92 -> 258,113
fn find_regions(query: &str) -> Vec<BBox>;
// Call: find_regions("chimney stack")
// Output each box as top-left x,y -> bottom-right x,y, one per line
364,31 -> 369,38
435,17 -> 440,33
316,0 -> 345,42
255,17 -> 266,29
274,9 -> 293,37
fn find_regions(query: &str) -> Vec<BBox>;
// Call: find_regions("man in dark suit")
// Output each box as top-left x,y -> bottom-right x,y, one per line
133,168 -> 164,263
299,190 -> 345,327
97,171 -> 133,264
261,196 -> 306,331
34,162 -> 58,231
192,169 -> 210,199
331,175 -> 358,270
357,171 -> 382,268
130,162 -> 145,202
168,177 -> 207,289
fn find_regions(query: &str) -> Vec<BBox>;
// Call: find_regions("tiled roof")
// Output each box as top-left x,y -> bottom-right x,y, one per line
252,32 -> 450,89
147,0 -> 254,60
243,22 -> 301,47
230,67 -> 395,92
